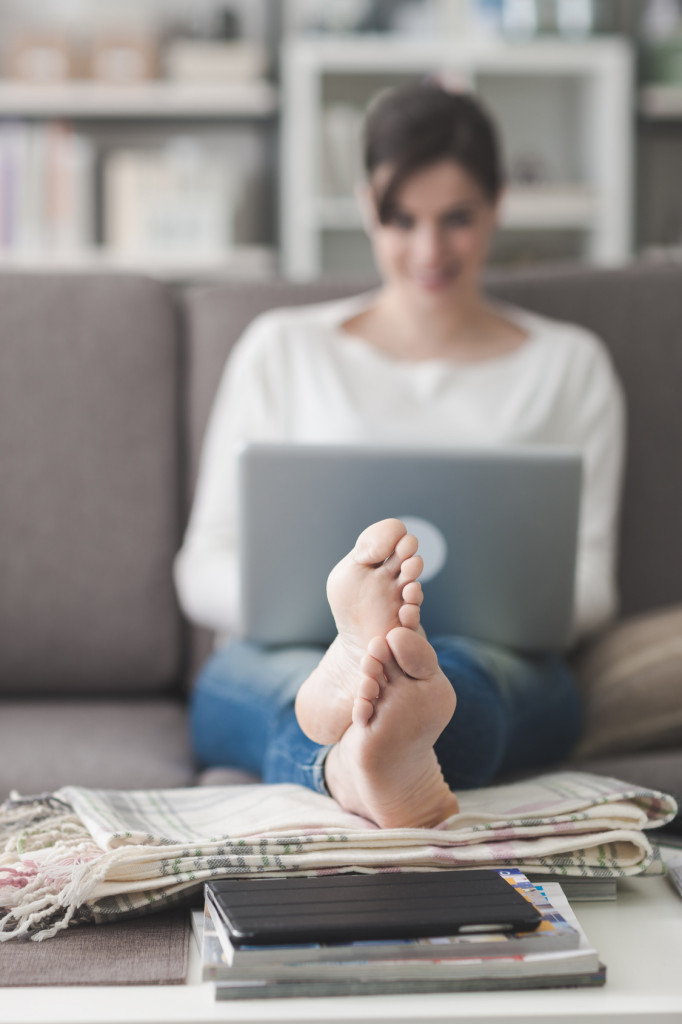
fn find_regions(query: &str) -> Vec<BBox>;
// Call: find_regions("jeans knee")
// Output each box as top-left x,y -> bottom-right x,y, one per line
188,651 -> 276,773
434,678 -> 509,789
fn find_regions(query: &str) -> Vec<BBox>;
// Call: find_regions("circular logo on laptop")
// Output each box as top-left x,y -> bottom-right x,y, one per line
399,516 -> 448,583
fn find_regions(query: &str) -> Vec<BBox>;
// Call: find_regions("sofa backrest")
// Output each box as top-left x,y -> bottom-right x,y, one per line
1,263 -> 675,699
183,261 -> 682,633
486,261 -> 682,620
0,274 -> 183,696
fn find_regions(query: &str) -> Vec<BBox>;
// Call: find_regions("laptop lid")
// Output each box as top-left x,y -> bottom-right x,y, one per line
237,443 -> 582,652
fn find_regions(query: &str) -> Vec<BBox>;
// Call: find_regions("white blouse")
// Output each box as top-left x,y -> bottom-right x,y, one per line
174,292 -> 625,647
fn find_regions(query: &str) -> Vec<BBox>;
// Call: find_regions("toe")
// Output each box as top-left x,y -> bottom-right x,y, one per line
352,696 -> 375,727
399,555 -> 423,584
369,637 -> 403,685
357,674 -> 381,701
383,532 -> 418,576
402,580 -> 423,606
386,627 -> 439,680
399,603 -> 421,631
367,634 -> 391,663
395,532 -> 419,563
360,650 -> 384,682
354,519 -> 406,566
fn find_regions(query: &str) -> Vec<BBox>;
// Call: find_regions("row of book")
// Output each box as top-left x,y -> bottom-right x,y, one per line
0,120 -> 235,257
104,139 -> 234,258
0,120 -> 94,252
191,868 -> 605,1001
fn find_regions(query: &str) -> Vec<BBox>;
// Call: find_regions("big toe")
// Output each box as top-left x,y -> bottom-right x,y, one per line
386,627 -> 440,680
354,518 -> 407,566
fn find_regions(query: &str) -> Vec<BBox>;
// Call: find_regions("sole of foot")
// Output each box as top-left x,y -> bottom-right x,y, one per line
324,626 -> 459,829
295,519 -> 424,746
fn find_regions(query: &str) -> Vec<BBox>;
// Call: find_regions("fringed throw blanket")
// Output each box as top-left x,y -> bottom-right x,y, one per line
0,771 -> 676,941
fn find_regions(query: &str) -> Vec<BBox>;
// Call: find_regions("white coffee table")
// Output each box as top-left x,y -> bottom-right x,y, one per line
2,852 -> 681,1024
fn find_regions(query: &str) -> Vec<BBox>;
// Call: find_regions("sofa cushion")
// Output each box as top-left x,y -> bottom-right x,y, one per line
571,604 -> 682,759
0,699 -> 195,798
0,274 -> 183,695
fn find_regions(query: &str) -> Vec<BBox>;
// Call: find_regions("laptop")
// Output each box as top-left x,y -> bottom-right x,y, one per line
237,443 -> 582,652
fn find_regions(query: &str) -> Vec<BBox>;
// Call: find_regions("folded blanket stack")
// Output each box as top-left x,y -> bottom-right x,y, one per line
0,771 -> 676,941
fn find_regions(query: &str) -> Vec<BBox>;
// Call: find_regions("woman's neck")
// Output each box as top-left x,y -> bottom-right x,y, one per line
380,287 -> 482,355
346,286 -> 526,364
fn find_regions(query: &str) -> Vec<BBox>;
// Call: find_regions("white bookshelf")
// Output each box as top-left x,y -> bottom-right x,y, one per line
281,35 -> 634,279
0,79 -> 279,282
0,79 -> 278,119
0,244 -> 277,281
313,185 -> 597,232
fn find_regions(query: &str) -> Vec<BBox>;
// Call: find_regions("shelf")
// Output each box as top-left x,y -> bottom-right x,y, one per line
639,84 -> 682,120
282,35 -> 633,276
501,185 -> 597,229
291,34 -> 629,75
0,79 -> 279,119
0,245 -> 278,281
312,186 -> 597,233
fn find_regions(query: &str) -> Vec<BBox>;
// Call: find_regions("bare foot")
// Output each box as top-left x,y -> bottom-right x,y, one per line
295,519 -> 424,745
324,627 -> 459,829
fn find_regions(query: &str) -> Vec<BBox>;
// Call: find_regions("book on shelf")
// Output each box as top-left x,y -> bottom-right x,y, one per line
0,119 -> 94,253
192,871 -> 605,999
104,138 -> 234,259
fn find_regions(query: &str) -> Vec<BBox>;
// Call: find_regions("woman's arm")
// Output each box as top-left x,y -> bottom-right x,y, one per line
568,340 -> 626,643
174,315 -> 287,636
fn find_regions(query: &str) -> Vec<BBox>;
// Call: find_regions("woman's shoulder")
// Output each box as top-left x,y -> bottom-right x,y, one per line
507,304 -> 624,420
503,303 -> 615,371
241,291 -> 376,345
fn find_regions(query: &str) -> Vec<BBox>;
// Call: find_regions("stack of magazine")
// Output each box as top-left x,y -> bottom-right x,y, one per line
191,868 -> 605,1001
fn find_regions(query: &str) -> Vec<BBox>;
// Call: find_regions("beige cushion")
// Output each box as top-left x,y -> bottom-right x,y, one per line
571,605 -> 682,759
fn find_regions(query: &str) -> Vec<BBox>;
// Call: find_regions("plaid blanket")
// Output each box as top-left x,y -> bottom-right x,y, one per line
0,771 -> 676,941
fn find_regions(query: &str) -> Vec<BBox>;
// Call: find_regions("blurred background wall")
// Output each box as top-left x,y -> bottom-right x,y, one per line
0,0 -> 677,282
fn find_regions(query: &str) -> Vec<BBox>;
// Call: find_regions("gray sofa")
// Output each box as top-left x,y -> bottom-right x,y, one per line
0,262 -> 680,827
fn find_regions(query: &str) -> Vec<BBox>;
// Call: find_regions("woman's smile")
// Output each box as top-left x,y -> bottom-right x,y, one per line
409,265 -> 459,292
368,159 -> 498,311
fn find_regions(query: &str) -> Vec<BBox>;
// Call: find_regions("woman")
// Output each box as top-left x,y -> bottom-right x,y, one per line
174,82 -> 625,829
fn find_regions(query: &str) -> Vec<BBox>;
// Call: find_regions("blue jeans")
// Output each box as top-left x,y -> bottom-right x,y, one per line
189,636 -> 582,794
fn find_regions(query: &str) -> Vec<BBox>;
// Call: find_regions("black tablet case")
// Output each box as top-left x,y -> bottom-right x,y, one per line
206,870 -> 542,946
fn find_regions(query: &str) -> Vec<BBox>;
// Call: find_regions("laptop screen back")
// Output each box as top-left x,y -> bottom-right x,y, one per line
237,443 -> 581,652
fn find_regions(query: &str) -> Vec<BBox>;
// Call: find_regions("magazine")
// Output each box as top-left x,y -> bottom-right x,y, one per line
212,968 -> 607,1000
198,883 -> 605,998
202,868 -> 582,977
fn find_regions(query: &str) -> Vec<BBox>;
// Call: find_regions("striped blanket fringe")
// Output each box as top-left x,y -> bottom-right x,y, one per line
0,794 -> 103,939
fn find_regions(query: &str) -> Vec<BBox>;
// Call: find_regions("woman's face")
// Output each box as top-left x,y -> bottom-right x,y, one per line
366,159 -> 499,310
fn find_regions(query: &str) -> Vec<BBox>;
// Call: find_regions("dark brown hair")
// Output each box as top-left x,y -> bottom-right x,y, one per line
363,81 -> 504,224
